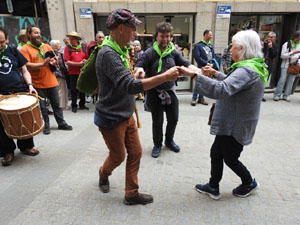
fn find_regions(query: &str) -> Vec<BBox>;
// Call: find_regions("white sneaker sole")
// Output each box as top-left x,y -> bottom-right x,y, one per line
233,181 -> 260,198
195,187 -> 221,200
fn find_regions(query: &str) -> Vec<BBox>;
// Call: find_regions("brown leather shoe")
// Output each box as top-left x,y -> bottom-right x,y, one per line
21,148 -> 39,156
197,98 -> 209,105
2,152 -> 14,166
123,193 -> 153,205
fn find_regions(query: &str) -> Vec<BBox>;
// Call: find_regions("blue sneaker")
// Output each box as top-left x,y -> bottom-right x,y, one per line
151,145 -> 161,158
233,179 -> 259,198
195,183 -> 221,200
165,140 -> 180,152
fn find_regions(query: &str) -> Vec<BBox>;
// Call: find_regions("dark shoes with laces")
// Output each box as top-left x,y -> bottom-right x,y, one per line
99,174 -> 153,205
151,145 -> 162,158
58,124 -> 73,131
99,176 -> 110,193
123,193 -> 153,205
152,140 -> 180,158
233,179 -> 259,197
195,183 -> 221,200
165,140 -> 180,153
195,179 -> 259,200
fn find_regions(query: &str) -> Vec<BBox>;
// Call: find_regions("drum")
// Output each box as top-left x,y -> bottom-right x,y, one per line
0,93 -> 44,140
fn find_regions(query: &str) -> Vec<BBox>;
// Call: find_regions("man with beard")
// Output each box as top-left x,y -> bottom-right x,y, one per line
20,25 -> 72,135
135,22 -> 201,158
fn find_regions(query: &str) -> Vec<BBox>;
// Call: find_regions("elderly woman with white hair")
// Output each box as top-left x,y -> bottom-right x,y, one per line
179,30 -> 268,200
50,40 -> 69,109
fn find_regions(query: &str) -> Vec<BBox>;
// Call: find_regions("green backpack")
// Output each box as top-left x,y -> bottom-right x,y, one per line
77,47 -> 100,95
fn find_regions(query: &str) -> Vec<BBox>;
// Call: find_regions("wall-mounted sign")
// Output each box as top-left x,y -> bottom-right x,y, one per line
217,6 -> 231,19
80,8 -> 92,19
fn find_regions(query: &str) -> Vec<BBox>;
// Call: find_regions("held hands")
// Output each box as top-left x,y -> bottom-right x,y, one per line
165,66 -> 180,81
202,64 -> 218,77
134,67 -> 145,79
268,41 -> 273,48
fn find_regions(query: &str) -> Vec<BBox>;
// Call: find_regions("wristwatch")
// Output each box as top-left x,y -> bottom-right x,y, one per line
27,83 -> 34,87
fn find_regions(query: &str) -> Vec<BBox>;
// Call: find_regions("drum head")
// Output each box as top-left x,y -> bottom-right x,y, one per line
0,95 -> 37,110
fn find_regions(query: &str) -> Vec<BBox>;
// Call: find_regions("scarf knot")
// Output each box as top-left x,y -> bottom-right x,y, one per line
153,42 -> 175,73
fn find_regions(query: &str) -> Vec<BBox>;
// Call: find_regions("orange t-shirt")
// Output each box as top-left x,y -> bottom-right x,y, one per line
20,43 -> 58,88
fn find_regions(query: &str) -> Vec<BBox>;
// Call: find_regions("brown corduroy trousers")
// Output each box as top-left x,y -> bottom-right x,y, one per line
99,116 -> 142,198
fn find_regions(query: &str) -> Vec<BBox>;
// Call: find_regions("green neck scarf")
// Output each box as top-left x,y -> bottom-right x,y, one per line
153,41 -> 175,73
291,40 -> 300,50
70,44 -> 83,54
18,42 -> 26,47
27,41 -> 44,56
101,36 -> 129,69
97,43 -> 102,48
200,40 -> 211,46
0,45 -> 7,56
229,58 -> 269,87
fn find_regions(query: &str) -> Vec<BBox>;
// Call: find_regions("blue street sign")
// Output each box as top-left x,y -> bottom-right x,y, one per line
80,8 -> 92,19
217,6 -> 231,19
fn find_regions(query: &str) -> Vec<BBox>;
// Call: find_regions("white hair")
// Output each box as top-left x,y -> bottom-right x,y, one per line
232,30 -> 263,60
49,39 -> 61,48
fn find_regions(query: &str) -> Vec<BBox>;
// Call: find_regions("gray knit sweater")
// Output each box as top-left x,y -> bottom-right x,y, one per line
195,67 -> 264,145
95,45 -> 144,118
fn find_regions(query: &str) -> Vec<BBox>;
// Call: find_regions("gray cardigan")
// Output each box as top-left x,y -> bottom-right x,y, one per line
95,45 -> 144,118
195,67 -> 264,145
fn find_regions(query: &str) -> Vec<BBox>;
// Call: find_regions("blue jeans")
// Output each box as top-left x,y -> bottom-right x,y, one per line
192,82 -> 204,100
274,68 -> 296,99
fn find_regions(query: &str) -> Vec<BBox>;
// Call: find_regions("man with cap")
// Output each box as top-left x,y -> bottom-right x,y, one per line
96,8 -> 180,205
64,31 -> 88,113
20,25 -> 72,135
17,29 -> 28,50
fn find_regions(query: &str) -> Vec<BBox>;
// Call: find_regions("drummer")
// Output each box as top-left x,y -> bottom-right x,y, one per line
0,27 -> 40,166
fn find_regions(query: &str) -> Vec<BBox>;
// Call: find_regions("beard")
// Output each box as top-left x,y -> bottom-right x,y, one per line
30,36 -> 42,46
158,41 -> 168,50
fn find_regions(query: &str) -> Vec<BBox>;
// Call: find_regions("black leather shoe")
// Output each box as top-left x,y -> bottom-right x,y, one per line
99,176 -> 110,193
165,140 -> 180,152
79,106 -> 89,110
123,193 -> 153,205
58,124 -> 73,130
72,107 -> 77,113
43,127 -> 50,135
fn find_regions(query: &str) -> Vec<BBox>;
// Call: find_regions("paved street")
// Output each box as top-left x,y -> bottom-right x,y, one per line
0,92 -> 300,225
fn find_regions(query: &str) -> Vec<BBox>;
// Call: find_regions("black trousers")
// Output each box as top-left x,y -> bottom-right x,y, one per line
37,86 -> 67,129
0,121 -> 34,156
209,135 -> 252,188
148,90 -> 178,147
69,74 -> 85,108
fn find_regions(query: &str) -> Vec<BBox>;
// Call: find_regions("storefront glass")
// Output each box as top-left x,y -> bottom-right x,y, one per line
94,14 -> 194,90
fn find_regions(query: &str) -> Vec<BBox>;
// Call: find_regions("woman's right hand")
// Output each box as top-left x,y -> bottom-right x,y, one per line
202,65 -> 218,77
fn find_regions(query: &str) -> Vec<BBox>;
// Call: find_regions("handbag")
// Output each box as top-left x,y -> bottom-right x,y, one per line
208,103 -> 215,125
287,57 -> 300,75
